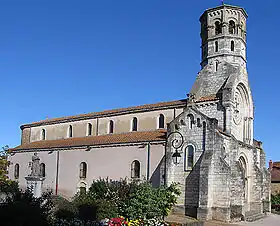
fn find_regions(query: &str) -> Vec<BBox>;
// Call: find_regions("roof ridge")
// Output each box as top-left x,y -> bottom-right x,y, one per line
20,99 -> 187,129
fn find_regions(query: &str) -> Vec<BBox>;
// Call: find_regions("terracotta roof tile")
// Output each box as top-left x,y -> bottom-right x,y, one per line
271,166 -> 280,182
195,95 -> 218,103
273,162 -> 280,168
21,100 -> 187,129
10,130 -> 167,151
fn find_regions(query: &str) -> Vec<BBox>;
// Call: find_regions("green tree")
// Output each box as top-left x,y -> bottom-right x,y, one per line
124,182 -> 180,220
0,145 -> 9,181
0,189 -> 53,226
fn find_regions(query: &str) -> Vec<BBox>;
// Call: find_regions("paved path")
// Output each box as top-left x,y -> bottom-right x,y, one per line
238,214 -> 280,226
205,214 -> 280,226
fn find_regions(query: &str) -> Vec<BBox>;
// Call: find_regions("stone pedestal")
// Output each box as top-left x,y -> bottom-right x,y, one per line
25,176 -> 45,198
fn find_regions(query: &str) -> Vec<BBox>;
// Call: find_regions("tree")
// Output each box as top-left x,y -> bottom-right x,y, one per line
0,145 -> 18,193
0,145 -> 10,181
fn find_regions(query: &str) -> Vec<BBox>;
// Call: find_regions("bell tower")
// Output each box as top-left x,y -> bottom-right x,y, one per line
200,4 -> 248,69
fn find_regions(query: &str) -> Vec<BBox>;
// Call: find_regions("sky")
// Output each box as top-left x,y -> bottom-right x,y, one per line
0,0 -> 278,162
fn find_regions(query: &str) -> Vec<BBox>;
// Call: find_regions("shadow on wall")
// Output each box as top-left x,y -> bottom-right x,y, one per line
185,154 -> 203,218
150,156 -> 165,187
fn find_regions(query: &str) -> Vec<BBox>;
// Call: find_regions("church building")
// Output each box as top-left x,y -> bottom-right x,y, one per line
8,3 -> 271,222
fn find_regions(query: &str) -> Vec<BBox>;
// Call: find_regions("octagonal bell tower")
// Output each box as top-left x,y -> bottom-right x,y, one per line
200,4 -> 248,69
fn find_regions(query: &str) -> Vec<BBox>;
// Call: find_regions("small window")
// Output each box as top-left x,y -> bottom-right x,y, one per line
231,41 -> 235,51
87,123 -> 92,136
215,21 -> 222,35
41,129 -> 46,140
131,160 -> 140,178
187,114 -> 194,129
215,41 -> 218,52
68,125 -> 73,138
229,20 -> 236,34
14,163 -> 19,179
185,145 -> 194,170
109,120 -> 114,134
80,162 -> 87,179
132,117 -> 138,131
215,61 -> 219,72
40,163 -> 46,177
158,114 -> 165,129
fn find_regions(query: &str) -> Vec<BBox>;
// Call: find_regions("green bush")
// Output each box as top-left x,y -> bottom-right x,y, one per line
272,193 -> 280,205
124,182 -> 180,220
70,179 -> 180,222
52,196 -> 78,221
0,189 -> 53,226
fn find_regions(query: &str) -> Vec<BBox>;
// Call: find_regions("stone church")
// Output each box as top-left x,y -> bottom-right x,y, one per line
8,3 -> 271,222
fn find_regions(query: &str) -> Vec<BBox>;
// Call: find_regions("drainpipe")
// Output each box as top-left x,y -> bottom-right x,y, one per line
96,118 -> 99,136
147,143 -> 151,181
55,151 -> 60,195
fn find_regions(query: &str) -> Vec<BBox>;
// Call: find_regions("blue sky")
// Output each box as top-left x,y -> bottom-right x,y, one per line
0,0 -> 278,162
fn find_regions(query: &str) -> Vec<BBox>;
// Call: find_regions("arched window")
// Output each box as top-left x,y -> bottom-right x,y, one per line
87,123 -> 92,136
215,61 -> 219,72
14,163 -> 19,179
158,114 -> 165,129
41,129 -> 46,140
229,20 -> 236,34
187,114 -> 194,129
109,120 -> 114,134
215,41 -> 218,52
68,125 -> 73,138
131,160 -> 140,178
132,117 -> 138,131
215,21 -> 222,35
231,41 -> 235,51
79,162 -> 87,179
239,156 -> 248,200
185,145 -> 194,170
40,163 -> 46,177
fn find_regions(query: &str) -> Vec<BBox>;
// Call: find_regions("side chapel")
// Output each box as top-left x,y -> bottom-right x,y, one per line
8,3 -> 270,222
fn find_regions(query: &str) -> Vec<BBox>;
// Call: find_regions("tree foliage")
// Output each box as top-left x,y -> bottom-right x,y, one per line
124,182 -> 180,220
71,178 -> 180,222
0,145 -> 10,182
0,189 -> 53,226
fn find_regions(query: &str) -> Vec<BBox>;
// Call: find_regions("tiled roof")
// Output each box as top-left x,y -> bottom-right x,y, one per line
271,162 -> 280,182
195,95 -> 218,103
21,99 -> 187,129
10,130 -> 167,151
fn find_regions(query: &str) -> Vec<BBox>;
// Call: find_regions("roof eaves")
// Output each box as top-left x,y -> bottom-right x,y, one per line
10,140 -> 166,153
20,100 -> 187,129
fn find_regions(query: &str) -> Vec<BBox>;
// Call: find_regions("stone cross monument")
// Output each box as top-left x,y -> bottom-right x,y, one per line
25,153 -> 45,198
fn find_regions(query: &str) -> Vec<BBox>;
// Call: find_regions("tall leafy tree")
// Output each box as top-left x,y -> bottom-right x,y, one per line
0,145 -> 10,181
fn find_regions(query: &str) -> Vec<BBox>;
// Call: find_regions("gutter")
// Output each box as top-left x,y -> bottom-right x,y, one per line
9,140 -> 166,153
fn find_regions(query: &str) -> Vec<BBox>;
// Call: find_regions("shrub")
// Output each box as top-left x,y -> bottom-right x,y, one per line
0,189 -> 53,226
52,195 -> 78,221
71,179 -> 180,223
272,193 -> 280,206
124,182 -> 180,220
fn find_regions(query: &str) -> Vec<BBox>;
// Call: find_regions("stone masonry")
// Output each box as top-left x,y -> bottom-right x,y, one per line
165,4 -> 270,222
